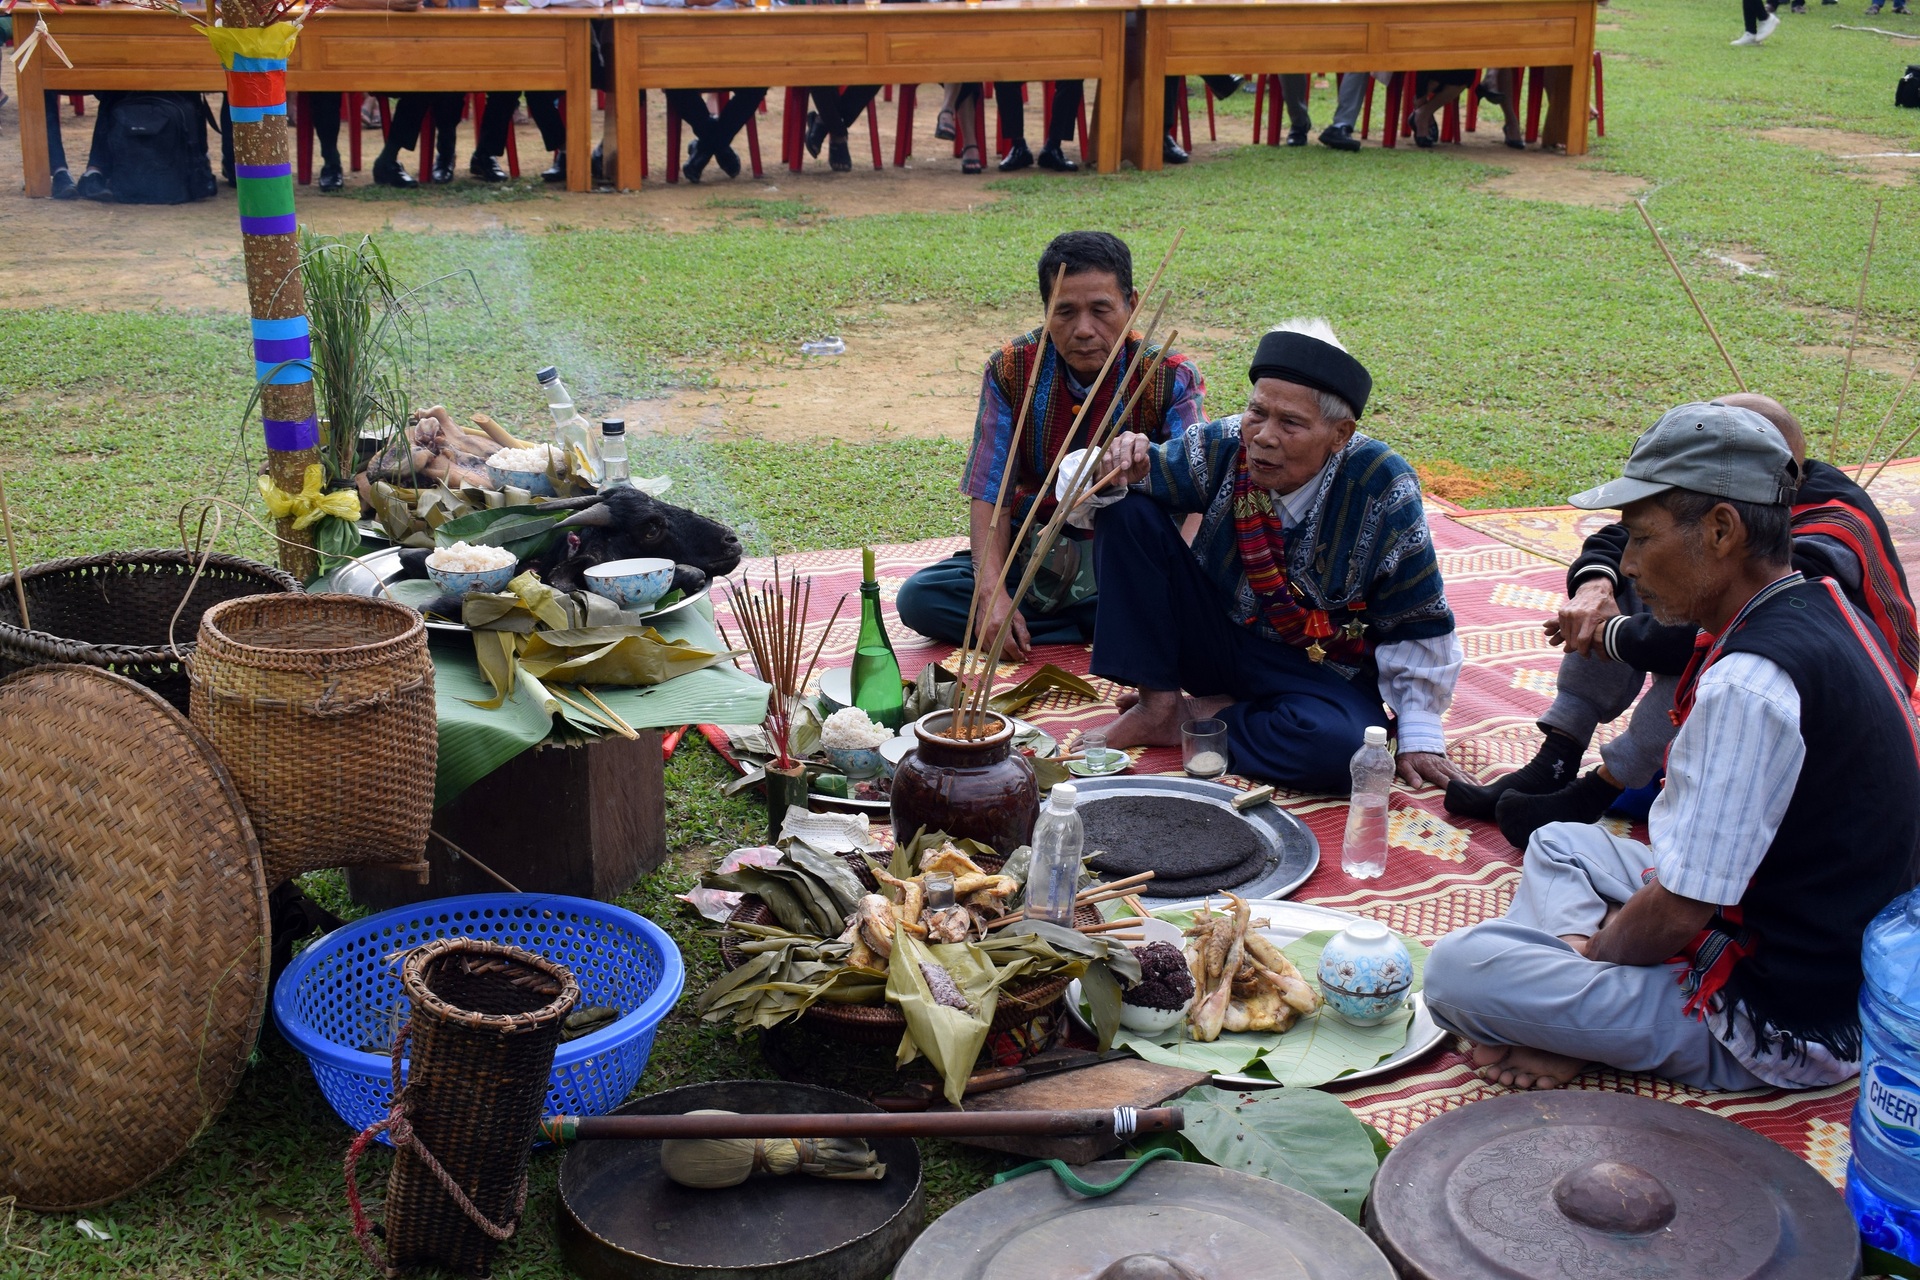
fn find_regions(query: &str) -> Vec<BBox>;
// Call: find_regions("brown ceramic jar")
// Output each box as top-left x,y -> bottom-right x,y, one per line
889,710 -> 1039,856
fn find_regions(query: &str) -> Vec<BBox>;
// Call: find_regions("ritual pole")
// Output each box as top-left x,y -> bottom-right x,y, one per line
208,16 -> 323,580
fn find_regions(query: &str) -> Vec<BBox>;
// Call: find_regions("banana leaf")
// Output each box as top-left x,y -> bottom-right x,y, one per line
979,922 -> 1138,1051
783,843 -> 869,919
517,626 -> 725,687
697,935 -> 887,1031
701,868 -> 830,936
905,661 -> 965,721
434,504 -> 566,561
989,663 -> 1101,717
888,927 -> 1030,1107
891,828 -> 1004,883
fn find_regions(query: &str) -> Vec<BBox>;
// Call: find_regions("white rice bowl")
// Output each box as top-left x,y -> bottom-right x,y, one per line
820,707 -> 891,750
426,541 -> 517,574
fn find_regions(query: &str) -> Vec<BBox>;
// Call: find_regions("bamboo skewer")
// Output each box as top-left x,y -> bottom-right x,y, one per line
800,591 -> 851,697
1079,916 -> 1149,935
1830,199 -> 1884,463
552,686 -> 637,740
1635,200 -> 1745,393
579,686 -> 637,738
0,461 -> 28,632
1865,407 -> 1920,488
543,1106 -> 1186,1144
1853,356 -> 1919,481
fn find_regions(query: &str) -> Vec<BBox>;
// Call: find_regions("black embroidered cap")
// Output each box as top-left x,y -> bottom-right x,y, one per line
1247,330 -> 1372,418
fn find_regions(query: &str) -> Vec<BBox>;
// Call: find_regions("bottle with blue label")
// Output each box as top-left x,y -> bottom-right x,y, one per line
1847,886 -> 1920,1265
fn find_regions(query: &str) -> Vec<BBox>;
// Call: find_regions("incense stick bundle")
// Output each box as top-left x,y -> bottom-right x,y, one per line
1830,200 -> 1884,463
724,564 -> 817,769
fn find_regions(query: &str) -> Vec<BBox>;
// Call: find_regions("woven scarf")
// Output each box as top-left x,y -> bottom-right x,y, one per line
1791,498 -> 1919,694
992,332 -> 1180,507
1229,452 -> 1362,663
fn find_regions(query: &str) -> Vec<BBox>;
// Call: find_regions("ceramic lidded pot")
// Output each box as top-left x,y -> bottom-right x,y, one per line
889,709 -> 1039,856
1316,919 -> 1413,1026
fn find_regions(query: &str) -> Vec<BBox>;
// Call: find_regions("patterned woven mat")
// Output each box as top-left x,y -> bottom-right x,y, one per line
709,503 -> 1878,1181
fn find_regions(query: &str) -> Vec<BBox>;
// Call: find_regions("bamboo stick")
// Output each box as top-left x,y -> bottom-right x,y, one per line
427,829 -> 524,894
1634,200 -> 1746,393
1079,916 -> 1149,935
0,461 -> 30,632
1853,357 -> 1920,481
580,686 -> 638,738
545,1106 -> 1186,1144
799,590 -> 851,696
552,686 -> 637,739
1865,411 -> 1920,488
1082,869 -> 1157,898
987,264 -> 1068,535
1830,199 -> 1884,463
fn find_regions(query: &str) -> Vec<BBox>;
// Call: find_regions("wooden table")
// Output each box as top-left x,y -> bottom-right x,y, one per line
1125,0 -> 1596,168
604,0 -> 1132,191
10,6 -> 598,195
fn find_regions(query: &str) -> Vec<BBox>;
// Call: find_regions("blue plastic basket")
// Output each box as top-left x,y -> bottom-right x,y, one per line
273,893 -> 684,1136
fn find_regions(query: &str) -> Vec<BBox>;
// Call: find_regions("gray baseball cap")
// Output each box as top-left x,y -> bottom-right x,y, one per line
1569,402 -> 1797,510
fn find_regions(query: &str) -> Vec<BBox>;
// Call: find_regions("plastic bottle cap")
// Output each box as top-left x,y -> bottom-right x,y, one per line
1050,782 -> 1079,809
1364,726 -> 1388,747
536,366 -> 559,383
602,419 -> 626,436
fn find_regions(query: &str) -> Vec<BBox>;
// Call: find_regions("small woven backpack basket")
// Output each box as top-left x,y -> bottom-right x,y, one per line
188,593 -> 436,886
370,938 -> 579,1277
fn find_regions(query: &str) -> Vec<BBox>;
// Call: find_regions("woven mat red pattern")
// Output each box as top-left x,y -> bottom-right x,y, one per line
709,509 -> 1860,1182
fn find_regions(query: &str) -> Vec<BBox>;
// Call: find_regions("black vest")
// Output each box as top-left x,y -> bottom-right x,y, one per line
1716,578 -> 1920,1060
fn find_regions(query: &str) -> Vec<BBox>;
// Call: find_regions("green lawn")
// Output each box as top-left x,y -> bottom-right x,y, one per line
2,0 -> 1917,1271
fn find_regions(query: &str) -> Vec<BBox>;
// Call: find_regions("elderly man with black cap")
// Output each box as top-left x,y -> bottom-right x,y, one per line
1423,402 -> 1920,1092
1065,319 -> 1464,793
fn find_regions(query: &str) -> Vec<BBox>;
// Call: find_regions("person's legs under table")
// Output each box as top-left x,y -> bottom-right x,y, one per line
1424,822 -> 1769,1091
1278,74 -> 1311,138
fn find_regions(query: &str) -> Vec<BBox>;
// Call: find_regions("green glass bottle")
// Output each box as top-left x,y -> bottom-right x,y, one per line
850,547 -> 905,731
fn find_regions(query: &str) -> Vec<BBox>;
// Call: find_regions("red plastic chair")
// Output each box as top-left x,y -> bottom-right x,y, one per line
467,94 -> 520,178
69,94 -> 84,116
1176,80 -> 1192,152
1042,82 -> 1090,154
665,91 -> 764,183
1593,52 -> 1606,137
783,87 -> 881,173
893,84 -> 917,167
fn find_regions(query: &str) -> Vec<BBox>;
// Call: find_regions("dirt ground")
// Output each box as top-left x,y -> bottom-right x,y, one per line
0,61 -> 1652,438
1757,126 -> 1920,187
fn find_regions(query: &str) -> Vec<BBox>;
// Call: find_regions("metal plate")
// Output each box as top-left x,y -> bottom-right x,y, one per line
1366,1091 -> 1861,1280
1068,776 -> 1319,903
807,719 -> 1057,817
1069,898 -> 1444,1089
894,1158 -> 1394,1280
331,545 -> 707,635
558,1080 -> 924,1280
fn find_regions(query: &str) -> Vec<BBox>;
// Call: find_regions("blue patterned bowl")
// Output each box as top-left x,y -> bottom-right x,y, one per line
1316,919 -> 1413,1027
425,558 -> 517,597
584,557 -> 676,609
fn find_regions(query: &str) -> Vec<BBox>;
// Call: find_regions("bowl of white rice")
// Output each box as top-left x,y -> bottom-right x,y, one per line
425,541 -> 519,596
820,707 -> 892,780
486,443 -> 561,496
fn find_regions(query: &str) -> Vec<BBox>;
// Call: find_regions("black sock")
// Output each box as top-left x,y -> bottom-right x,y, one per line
1494,770 -> 1625,850
1443,726 -> 1587,819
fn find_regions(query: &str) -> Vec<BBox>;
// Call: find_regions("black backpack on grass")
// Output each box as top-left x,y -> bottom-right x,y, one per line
104,92 -> 218,205
1898,66 -> 1920,110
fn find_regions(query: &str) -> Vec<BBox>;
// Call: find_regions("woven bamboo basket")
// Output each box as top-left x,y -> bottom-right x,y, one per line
720,853 -> 1097,1047
0,550 -> 301,713
386,938 -> 579,1277
189,593 -> 436,887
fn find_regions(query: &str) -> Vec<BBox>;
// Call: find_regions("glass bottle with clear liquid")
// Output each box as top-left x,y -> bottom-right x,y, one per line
538,365 -> 600,485
850,547 -> 904,731
599,419 -> 632,490
1341,725 -> 1394,880
1027,783 -> 1084,927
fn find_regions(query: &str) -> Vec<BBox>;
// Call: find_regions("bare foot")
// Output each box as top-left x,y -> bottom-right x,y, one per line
1490,1045 -> 1588,1090
1467,1042 -> 1511,1080
1115,688 -> 1142,713
1105,690 -> 1189,749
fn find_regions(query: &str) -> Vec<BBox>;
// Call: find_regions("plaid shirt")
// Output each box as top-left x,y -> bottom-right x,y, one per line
961,346 -> 1206,503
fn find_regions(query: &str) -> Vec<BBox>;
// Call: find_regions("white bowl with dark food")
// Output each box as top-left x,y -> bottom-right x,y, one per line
425,542 -> 518,596
584,557 -> 676,610
1118,917 -> 1194,1033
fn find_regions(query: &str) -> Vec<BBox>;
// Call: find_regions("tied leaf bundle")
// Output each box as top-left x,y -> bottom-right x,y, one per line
660,1111 -> 886,1189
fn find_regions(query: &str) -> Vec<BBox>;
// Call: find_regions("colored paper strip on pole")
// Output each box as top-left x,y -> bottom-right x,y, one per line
257,359 -> 314,386
236,162 -> 293,181
237,176 -> 296,219
263,416 -> 322,453
251,316 -> 310,341
229,103 -> 289,124
225,71 -> 288,109
240,214 -> 300,237
253,335 -> 313,366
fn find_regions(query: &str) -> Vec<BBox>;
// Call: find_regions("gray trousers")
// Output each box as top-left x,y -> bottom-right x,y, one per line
1539,580 -> 1681,788
1424,822 -> 1768,1091
1330,71 -> 1374,131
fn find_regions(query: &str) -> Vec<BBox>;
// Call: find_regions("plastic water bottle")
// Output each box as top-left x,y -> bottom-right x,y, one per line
1847,888 -> 1920,1266
1341,726 -> 1393,880
1026,783 -> 1084,927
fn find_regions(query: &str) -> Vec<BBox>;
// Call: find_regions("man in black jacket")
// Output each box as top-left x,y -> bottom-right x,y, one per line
1447,393 -> 1918,848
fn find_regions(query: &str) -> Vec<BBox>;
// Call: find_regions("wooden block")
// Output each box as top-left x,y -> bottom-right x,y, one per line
941,1059 -> 1210,1165
348,729 -> 666,910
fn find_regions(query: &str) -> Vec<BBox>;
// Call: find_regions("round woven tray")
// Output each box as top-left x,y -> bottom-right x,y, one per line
720,854 -> 1100,1047
0,550 -> 302,713
0,665 -> 270,1211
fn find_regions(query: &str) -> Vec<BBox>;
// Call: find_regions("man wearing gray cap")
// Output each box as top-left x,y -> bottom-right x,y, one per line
1422,402 -> 1920,1092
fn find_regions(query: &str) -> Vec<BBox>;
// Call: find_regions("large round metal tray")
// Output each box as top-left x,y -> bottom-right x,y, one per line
557,1079 -> 924,1280
331,545 -> 707,635
1068,776 -> 1320,903
894,1158 -> 1394,1280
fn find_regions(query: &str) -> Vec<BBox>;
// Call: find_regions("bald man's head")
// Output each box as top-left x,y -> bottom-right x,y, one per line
1715,393 -> 1806,468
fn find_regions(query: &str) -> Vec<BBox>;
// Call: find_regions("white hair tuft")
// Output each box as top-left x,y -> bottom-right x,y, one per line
1268,318 -> 1347,352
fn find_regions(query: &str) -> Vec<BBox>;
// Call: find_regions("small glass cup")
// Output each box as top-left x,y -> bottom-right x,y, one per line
1182,718 -> 1229,779
1079,729 -> 1117,772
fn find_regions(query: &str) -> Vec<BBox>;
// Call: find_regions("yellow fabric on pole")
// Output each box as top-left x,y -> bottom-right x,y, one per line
203,23 -> 300,67
257,465 -> 359,531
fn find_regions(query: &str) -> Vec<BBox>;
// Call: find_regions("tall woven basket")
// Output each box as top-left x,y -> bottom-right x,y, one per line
0,550 -> 300,712
189,593 -> 436,887
384,939 -> 579,1277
